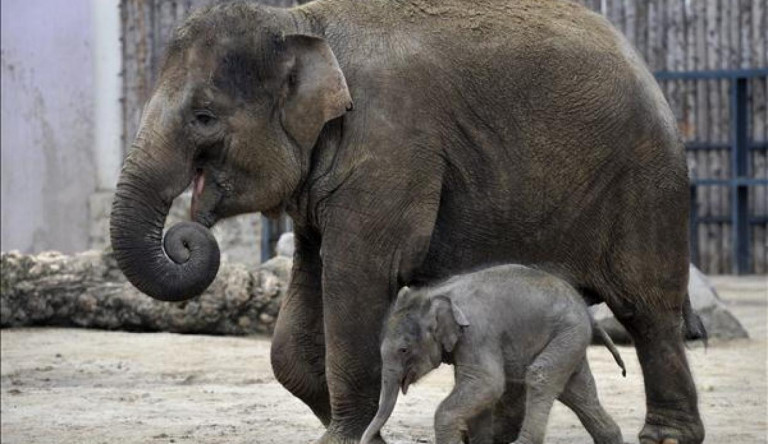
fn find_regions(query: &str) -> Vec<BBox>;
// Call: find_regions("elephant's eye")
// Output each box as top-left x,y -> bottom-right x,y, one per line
194,110 -> 217,126
399,347 -> 408,354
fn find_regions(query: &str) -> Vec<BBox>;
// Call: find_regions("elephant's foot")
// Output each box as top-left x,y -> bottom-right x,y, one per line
616,308 -> 704,444
316,429 -> 386,444
638,409 -> 704,444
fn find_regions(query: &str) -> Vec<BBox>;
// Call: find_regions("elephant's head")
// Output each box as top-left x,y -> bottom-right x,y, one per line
360,287 -> 469,444
110,4 -> 352,301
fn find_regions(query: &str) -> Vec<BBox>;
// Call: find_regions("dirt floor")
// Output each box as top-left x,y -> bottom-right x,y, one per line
1,276 -> 766,444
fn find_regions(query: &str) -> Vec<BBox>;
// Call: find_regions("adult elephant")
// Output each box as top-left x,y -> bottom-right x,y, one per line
110,1 -> 702,443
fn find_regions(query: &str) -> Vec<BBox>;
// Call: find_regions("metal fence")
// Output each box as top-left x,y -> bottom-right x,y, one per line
653,69 -> 768,274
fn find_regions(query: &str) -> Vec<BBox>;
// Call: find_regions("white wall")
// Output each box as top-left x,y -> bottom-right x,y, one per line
92,0 -> 122,191
1,0 -> 121,254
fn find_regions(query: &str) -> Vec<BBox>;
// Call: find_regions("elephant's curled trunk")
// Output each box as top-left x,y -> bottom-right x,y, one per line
360,373 -> 401,444
110,156 -> 220,302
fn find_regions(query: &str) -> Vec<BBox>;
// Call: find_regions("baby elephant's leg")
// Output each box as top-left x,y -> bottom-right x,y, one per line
467,408 -> 494,444
435,361 -> 505,444
492,383 -> 526,443
514,328 -> 588,444
558,358 -> 624,444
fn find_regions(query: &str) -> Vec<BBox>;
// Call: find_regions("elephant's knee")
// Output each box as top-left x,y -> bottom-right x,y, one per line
269,332 -> 293,384
271,332 -> 315,388
270,329 -> 331,424
524,365 -> 549,391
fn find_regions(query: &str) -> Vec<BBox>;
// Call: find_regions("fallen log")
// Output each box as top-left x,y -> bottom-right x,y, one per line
0,250 -> 289,335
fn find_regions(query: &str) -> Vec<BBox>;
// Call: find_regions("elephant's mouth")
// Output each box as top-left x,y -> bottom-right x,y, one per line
400,371 -> 413,395
190,168 -> 206,220
189,168 -> 220,228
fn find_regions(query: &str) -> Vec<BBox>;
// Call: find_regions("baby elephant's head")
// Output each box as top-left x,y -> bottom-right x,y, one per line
360,286 -> 469,444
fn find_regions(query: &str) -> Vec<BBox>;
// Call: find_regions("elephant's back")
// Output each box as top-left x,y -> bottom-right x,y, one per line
313,0 -> 681,167
314,0 -> 625,64
436,264 -> 590,343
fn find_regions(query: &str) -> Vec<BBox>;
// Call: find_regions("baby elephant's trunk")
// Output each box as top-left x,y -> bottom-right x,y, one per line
591,317 -> 627,377
360,374 -> 401,444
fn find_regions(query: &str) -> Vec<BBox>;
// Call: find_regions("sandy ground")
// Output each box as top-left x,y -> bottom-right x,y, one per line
1,276 -> 766,444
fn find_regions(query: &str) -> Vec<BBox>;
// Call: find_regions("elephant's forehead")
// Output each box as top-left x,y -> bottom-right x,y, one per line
183,44 -> 221,78
386,312 -> 421,337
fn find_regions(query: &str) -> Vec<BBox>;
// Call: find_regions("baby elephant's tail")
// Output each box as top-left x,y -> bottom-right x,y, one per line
590,317 -> 627,377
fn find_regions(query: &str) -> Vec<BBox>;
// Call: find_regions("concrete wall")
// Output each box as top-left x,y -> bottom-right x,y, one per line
1,0 -> 96,254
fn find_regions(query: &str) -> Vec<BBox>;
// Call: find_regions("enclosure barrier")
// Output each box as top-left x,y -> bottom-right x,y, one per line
654,69 -> 768,274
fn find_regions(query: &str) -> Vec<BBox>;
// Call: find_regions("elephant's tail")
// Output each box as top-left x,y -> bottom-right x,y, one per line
682,292 -> 708,348
590,316 -> 626,377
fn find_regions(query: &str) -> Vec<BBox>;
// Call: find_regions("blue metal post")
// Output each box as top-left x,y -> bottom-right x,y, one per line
261,215 -> 272,263
730,77 -> 750,274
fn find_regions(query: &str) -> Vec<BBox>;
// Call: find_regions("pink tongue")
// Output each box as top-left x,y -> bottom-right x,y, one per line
190,170 -> 205,219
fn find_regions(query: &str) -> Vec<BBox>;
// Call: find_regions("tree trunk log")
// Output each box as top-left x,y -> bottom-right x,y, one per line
0,250 -> 289,335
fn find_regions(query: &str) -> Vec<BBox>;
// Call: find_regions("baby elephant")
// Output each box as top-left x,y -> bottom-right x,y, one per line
361,264 -> 626,444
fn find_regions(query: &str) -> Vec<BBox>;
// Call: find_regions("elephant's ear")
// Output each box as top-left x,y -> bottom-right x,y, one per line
281,35 -> 352,149
431,295 -> 469,353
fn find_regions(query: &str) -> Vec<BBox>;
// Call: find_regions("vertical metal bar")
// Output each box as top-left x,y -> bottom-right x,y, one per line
689,184 -> 700,267
730,77 -> 750,274
261,214 -> 272,263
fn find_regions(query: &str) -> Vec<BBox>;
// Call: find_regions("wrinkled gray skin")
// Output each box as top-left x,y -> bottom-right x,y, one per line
361,265 -> 626,444
109,1 -> 702,442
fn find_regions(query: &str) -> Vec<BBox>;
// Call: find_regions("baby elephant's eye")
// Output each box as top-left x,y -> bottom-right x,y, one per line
398,347 -> 408,354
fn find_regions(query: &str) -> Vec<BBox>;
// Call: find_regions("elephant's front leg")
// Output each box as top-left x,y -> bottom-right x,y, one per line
318,252 -> 395,443
271,232 -> 331,424
435,362 -> 505,444
315,183 -> 440,443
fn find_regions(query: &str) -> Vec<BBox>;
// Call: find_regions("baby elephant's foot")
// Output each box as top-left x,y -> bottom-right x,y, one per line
639,437 -> 681,444
316,430 -> 386,444
640,438 -> 680,444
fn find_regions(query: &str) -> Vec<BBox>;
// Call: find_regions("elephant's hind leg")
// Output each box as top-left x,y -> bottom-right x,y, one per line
601,173 -> 703,444
615,306 -> 704,444
270,235 -> 331,425
514,325 -> 589,444
558,358 -> 623,444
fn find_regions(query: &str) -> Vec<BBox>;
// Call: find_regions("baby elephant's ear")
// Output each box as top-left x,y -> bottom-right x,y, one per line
432,295 -> 470,353
281,35 -> 353,150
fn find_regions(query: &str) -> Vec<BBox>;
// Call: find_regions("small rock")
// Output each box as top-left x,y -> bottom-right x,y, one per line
276,232 -> 294,258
